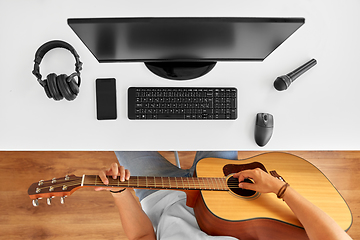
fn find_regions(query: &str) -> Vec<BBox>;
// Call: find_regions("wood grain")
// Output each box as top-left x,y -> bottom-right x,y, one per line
0,151 -> 359,239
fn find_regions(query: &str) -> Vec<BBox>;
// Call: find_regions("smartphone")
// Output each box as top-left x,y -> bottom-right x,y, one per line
96,78 -> 117,120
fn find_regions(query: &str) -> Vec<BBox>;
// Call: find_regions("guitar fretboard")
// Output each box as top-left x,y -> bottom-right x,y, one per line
83,175 -> 228,191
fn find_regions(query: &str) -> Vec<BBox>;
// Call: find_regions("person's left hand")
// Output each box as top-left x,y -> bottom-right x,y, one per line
94,162 -> 131,192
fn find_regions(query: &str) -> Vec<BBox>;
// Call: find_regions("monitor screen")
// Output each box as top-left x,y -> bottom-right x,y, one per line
68,17 -> 305,63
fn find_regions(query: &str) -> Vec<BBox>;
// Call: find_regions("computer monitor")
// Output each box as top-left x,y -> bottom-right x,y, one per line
68,17 -> 304,80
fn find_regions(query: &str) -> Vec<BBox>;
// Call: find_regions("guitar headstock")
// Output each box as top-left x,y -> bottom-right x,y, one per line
28,174 -> 82,207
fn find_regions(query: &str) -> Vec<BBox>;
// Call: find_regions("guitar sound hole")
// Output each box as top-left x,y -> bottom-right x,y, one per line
227,176 -> 256,197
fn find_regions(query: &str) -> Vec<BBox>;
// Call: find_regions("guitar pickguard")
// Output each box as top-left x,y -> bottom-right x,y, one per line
223,161 -> 268,176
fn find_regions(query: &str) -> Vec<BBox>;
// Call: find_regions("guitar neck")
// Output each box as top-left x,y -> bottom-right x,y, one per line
82,175 -> 228,191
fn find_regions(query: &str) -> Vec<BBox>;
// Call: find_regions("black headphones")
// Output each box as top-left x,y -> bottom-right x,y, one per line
32,40 -> 83,101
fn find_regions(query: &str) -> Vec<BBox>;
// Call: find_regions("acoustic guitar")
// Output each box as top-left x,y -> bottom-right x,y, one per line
28,152 -> 352,240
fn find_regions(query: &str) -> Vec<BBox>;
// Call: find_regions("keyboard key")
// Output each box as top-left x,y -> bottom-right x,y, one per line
158,114 -> 185,119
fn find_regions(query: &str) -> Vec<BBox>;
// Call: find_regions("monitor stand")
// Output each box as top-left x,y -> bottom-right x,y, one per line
145,61 -> 217,81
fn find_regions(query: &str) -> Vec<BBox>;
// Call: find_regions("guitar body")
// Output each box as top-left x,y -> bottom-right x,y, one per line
191,152 -> 352,240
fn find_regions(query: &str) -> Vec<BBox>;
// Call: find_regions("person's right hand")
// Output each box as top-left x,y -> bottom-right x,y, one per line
95,162 -> 131,192
233,168 -> 284,194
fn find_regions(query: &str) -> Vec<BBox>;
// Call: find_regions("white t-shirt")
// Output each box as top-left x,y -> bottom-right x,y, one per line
141,190 -> 238,240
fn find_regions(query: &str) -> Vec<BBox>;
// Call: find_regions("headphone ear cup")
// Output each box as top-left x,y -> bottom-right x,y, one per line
47,73 -> 63,100
57,74 -> 77,101
68,79 -> 79,95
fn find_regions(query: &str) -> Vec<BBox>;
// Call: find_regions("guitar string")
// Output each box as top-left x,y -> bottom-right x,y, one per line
35,177 -> 243,189
34,174 -> 243,189
35,182 -> 243,194
35,176 -> 242,187
34,178 -> 243,192
35,182 -> 241,190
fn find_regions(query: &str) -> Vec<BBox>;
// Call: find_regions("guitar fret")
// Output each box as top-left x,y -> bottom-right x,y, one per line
218,178 -> 221,190
218,178 -> 224,189
156,177 -> 162,188
169,177 -> 172,188
220,179 -> 227,190
186,178 -> 191,189
151,177 -> 154,188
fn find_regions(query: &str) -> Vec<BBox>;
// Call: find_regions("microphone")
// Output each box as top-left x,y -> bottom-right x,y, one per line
274,58 -> 317,91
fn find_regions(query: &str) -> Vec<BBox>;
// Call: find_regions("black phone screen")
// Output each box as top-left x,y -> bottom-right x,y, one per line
96,78 -> 117,120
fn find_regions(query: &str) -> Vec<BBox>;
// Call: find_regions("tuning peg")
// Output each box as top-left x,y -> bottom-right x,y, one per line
60,196 -> 67,204
47,197 -> 53,205
32,199 -> 39,207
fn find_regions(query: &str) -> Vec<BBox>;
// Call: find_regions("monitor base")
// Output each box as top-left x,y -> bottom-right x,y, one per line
145,61 -> 217,81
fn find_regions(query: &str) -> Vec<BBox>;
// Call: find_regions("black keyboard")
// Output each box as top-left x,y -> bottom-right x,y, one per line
128,87 -> 237,120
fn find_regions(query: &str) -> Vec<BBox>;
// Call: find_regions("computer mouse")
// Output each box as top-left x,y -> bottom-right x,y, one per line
254,113 -> 274,147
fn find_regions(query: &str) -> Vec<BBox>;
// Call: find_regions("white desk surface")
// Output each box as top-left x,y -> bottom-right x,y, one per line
1,0 -> 359,151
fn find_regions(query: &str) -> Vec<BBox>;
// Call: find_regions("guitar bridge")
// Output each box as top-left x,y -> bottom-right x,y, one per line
270,170 -> 286,183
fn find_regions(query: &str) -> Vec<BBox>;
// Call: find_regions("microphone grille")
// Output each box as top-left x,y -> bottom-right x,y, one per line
274,76 -> 289,91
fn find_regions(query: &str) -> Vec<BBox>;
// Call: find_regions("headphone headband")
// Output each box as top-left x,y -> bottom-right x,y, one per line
32,40 -> 83,86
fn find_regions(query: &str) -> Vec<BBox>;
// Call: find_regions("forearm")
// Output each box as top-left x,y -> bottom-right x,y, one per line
235,169 -> 352,240
112,190 -> 155,240
282,187 -> 352,240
